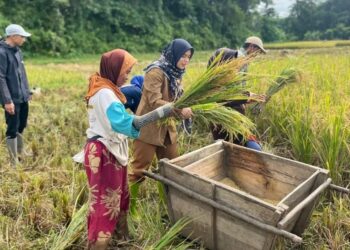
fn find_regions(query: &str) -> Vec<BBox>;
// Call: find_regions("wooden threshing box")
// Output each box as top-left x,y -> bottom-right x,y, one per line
158,141 -> 330,250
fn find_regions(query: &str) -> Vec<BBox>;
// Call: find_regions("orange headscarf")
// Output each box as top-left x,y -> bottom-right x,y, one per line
85,49 -> 137,103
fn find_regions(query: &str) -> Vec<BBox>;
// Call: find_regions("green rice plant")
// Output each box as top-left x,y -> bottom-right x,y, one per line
250,67 -> 302,115
313,111 -> 349,183
177,129 -> 213,155
127,181 -> 195,249
282,109 -> 315,164
147,217 -> 193,250
26,65 -> 87,89
50,203 -> 87,250
305,196 -> 350,249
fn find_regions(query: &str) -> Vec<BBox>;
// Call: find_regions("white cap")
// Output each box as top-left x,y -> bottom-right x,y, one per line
245,36 -> 266,53
5,24 -> 31,37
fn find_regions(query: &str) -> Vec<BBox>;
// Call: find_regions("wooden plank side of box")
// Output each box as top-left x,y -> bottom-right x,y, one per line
292,170 -> 329,235
223,142 -> 319,201
184,149 -> 225,179
280,170 -> 320,208
160,160 -> 218,249
272,170 -> 320,232
216,210 -> 277,250
167,186 -> 215,249
161,160 -> 215,198
215,184 -> 279,224
169,141 -> 223,167
223,142 -> 318,178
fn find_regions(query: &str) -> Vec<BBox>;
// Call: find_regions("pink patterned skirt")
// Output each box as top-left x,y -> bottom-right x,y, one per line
84,140 -> 129,244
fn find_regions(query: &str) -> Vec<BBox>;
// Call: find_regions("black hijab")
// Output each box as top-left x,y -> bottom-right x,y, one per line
145,38 -> 194,100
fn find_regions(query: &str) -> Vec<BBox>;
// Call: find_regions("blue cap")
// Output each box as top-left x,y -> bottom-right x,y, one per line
5,24 -> 31,37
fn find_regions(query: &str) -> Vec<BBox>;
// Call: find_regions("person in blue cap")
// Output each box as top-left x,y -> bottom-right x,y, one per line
0,24 -> 32,166
120,75 -> 144,113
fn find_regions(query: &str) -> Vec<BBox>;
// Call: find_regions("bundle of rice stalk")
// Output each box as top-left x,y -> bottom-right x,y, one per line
191,103 -> 255,141
50,203 -> 87,250
251,67 -> 302,114
175,53 -> 252,108
173,53 -> 256,139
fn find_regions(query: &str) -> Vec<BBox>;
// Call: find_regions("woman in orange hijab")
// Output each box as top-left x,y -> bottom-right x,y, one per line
84,49 -> 174,249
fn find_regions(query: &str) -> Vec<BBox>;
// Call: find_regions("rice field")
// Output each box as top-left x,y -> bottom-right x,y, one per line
0,47 -> 350,249
265,40 -> 350,50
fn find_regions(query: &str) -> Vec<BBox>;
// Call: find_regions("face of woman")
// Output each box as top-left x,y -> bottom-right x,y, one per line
116,67 -> 133,87
176,50 -> 192,70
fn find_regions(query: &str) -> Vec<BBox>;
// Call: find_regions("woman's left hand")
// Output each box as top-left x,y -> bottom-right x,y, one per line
180,107 -> 193,119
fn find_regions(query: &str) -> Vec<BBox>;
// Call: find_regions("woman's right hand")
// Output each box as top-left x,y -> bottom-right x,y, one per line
180,107 -> 193,119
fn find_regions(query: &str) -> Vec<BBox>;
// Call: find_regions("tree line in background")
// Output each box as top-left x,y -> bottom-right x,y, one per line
283,0 -> 350,41
0,0 -> 349,55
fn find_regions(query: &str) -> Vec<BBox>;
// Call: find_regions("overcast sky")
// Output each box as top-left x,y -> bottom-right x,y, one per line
272,0 -> 295,17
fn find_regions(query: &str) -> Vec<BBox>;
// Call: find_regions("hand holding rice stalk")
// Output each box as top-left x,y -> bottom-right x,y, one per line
173,53 -> 256,140
251,67 -> 302,115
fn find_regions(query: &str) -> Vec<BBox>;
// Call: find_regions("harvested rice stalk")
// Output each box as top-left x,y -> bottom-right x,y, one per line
251,67 -> 302,115
173,53 -> 256,140
191,103 -> 255,141
175,53 -> 252,108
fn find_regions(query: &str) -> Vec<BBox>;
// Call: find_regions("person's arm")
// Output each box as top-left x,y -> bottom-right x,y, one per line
97,89 -> 139,138
105,98 -> 174,136
99,89 -> 174,139
0,51 -> 12,104
0,51 -> 15,114
106,101 -> 140,139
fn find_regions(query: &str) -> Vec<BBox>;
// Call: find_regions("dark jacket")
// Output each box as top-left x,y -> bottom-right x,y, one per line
0,40 -> 31,105
121,85 -> 142,113
121,75 -> 144,113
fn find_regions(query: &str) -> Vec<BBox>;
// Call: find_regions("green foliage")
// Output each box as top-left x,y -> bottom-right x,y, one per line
285,0 -> 350,41
257,7 -> 287,42
0,0 -> 265,55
